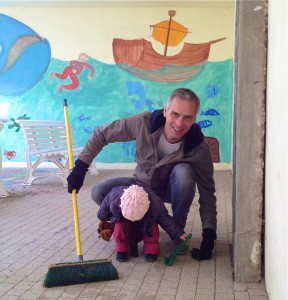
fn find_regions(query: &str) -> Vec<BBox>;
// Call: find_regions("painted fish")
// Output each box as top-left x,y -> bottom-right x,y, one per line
200,109 -> 220,116
197,120 -> 213,128
205,84 -> 220,98
17,113 -> 31,120
77,114 -> 91,121
83,127 -> 93,134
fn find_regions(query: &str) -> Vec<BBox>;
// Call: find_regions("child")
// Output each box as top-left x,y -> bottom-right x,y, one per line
97,183 -> 187,262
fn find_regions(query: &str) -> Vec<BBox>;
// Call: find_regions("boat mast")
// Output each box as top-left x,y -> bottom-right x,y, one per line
164,10 -> 176,56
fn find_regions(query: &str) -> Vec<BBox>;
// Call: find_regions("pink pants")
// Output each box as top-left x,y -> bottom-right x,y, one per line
113,221 -> 160,255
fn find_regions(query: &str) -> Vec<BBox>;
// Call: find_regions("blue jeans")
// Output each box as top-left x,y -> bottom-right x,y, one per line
91,163 -> 196,231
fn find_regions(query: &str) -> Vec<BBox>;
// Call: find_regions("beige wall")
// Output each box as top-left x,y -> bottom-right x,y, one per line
1,5 -> 235,62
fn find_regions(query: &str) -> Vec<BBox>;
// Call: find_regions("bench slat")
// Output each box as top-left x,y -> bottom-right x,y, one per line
26,137 -> 68,146
25,132 -> 66,138
22,123 -> 79,155
24,127 -> 67,135
19,120 -> 66,127
33,146 -> 83,157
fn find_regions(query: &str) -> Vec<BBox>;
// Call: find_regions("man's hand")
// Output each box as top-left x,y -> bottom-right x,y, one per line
191,228 -> 217,260
67,159 -> 89,193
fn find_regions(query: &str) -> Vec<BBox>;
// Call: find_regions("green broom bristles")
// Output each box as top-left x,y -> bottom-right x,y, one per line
43,259 -> 119,288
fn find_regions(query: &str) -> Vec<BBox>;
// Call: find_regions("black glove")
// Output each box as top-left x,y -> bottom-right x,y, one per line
67,159 -> 89,193
191,228 -> 217,260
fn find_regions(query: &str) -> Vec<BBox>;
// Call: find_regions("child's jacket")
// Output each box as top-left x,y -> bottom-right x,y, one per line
97,184 -> 184,241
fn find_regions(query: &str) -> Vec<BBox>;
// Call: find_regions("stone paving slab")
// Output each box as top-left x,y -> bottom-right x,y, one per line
0,169 -> 268,299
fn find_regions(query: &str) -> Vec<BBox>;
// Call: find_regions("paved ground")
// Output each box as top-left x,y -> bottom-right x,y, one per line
0,169 -> 268,299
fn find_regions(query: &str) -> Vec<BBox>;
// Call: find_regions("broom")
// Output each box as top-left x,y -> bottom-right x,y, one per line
163,233 -> 192,266
42,99 -> 119,288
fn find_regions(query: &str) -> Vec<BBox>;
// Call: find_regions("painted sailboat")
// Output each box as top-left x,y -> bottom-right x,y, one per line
112,10 -> 226,82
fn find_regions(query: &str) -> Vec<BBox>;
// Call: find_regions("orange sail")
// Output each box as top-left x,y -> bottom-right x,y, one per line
151,19 -> 188,47
150,10 -> 188,56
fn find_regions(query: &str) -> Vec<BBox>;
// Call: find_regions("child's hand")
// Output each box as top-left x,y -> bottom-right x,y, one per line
179,233 -> 187,241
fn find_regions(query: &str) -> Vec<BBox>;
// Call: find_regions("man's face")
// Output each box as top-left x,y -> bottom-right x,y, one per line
163,96 -> 198,143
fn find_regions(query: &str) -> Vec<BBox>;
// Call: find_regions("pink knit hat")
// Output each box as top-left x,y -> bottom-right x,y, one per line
120,185 -> 150,221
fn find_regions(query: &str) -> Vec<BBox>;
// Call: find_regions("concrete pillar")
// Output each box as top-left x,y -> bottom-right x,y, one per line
232,0 -> 267,282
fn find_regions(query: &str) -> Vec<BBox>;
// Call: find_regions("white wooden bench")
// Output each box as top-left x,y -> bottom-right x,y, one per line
18,120 -> 99,186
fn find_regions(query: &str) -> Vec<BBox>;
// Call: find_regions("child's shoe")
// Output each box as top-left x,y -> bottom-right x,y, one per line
145,254 -> 158,262
116,252 -> 128,262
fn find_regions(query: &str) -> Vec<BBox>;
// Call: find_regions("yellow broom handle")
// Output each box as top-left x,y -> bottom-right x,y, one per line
63,99 -> 83,261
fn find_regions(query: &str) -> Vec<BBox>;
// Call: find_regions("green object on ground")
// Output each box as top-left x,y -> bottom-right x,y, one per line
43,259 -> 119,288
164,233 -> 192,266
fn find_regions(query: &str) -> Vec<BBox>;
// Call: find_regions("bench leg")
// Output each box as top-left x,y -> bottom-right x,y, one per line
23,158 -> 42,185
0,178 -> 8,197
53,159 -> 68,186
0,146 -> 8,197
24,154 -> 98,186
24,156 -> 68,186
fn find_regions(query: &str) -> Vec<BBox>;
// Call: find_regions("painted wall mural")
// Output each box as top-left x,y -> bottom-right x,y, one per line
112,10 -> 226,83
0,11 -> 233,165
0,14 -> 51,96
50,53 -> 95,92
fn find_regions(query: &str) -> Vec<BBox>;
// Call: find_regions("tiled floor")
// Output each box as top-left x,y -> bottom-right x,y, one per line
0,169 -> 268,299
